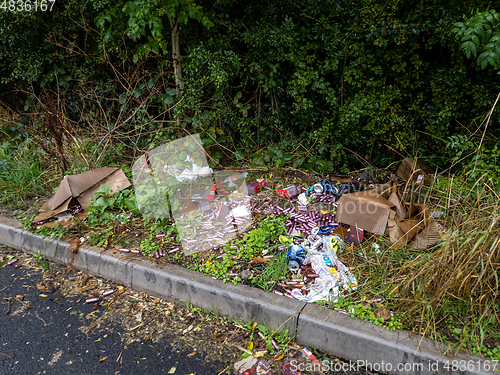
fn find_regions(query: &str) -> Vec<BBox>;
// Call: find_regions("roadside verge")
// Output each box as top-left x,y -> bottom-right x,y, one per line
0,215 -> 494,375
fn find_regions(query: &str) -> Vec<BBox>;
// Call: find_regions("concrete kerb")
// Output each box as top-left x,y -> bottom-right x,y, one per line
0,215 -> 494,375
131,259 -> 305,334
297,305 -> 493,375
0,221 -> 25,251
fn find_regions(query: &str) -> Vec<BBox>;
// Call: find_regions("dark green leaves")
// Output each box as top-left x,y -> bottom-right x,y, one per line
454,9 -> 500,70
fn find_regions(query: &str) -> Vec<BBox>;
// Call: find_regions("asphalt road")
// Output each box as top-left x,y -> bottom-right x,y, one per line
0,247 -> 375,375
0,260 -> 228,375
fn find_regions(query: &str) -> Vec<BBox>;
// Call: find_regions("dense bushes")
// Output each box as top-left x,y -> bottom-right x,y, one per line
0,0 -> 498,172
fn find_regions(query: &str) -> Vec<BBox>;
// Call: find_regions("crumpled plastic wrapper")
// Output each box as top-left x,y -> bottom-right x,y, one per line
290,253 -> 357,303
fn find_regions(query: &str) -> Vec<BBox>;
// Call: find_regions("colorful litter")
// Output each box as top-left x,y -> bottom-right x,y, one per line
32,133 -> 441,305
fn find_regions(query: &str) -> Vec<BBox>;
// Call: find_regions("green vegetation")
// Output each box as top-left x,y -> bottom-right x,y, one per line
188,215 -> 287,284
0,0 -> 499,363
0,135 -> 51,205
140,234 -> 160,257
339,176 -> 500,359
1,1 -> 499,173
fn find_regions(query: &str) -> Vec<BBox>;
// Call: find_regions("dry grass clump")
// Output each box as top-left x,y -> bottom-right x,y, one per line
397,179 -> 499,338
342,176 -> 499,354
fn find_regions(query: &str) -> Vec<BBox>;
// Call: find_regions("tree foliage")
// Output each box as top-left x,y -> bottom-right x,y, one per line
453,9 -> 500,71
1,0 -> 499,172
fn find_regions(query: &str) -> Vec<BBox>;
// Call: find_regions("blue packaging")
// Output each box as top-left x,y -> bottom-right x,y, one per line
286,245 -> 306,272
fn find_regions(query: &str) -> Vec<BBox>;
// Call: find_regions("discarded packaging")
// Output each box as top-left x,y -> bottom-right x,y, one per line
34,167 -> 131,223
337,183 -> 439,250
202,185 -> 217,201
276,185 -> 300,198
198,200 -> 212,212
222,172 -> 248,187
332,181 -> 363,199
336,189 -> 395,235
234,356 -> 271,375
245,178 -> 265,195
163,154 -> 214,183
281,348 -> 320,375
410,219 -> 439,250
291,253 -> 357,303
396,157 -> 435,186
287,245 -> 306,272
322,235 -> 345,255
230,205 -> 251,218
297,192 -> 309,206
216,203 -> 230,221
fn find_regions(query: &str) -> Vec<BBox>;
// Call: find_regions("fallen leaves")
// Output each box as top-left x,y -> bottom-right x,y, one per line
69,237 -> 80,253
187,352 -> 196,357
48,350 -> 64,365
272,352 -> 285,361
376,306 -> 391,321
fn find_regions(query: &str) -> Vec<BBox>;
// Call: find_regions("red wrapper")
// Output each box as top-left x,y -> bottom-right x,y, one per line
276,185 -> 300,199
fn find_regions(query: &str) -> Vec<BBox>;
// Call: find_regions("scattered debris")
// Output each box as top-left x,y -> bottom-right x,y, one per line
396,157 -> 435,186
48,350 -> 64,365
234,356 -> 271,375
281,348 -> 321,375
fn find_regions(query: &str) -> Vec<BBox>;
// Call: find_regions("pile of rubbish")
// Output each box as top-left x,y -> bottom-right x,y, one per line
33,132 -> 442,304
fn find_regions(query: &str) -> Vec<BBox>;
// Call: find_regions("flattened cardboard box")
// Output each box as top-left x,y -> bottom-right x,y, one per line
396,157 -> 435,185
336,190 -> 395,235
34,167 -> 131,222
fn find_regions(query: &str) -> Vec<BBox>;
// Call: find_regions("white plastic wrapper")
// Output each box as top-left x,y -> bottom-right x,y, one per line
290,253 -> 357,303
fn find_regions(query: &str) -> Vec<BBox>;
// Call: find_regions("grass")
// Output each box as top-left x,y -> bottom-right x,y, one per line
1,122 -> 498,359
0,138 -> 55,204
339,176 -> 500,359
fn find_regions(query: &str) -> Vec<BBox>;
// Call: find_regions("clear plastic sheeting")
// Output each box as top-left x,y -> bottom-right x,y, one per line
132,134 -> 251,255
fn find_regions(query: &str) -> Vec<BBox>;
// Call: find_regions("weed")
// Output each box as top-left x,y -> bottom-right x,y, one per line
0,138 -> 54,204
33,250 -> 50,270
251,251 -> 288,291
33,222 -> 68,240
187,215 -> 287,284
140,234 -> 160,257
340,174 -> 500,357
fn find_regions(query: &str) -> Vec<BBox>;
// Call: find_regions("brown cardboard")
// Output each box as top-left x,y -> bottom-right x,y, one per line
34,167 -> 131,222
396,219 -> 424,248
388,192 -> 407,218
387,218 -> 400,242
410,220 -> 439,250
181,199 -> 201,217
338,184 -> 437,250
396,157 -> 435,185
328,174 -> 354,184
336,190 -> 395,235
373,181 -> 392,198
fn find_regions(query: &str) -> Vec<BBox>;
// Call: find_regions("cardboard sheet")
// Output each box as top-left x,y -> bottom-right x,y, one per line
336,190 -> 395,235
34,167 -> 130,222
388,192 -> 407,218
410,220 -> 439,250
396,157 -> 435,185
